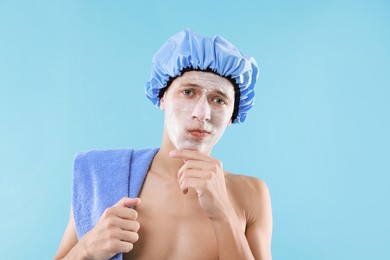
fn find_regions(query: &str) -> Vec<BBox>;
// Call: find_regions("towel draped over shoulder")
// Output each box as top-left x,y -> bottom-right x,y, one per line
72,147 -> 159,260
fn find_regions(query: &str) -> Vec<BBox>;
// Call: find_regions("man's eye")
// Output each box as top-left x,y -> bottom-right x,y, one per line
213,98 -> 226,105
182,89 -> 193,95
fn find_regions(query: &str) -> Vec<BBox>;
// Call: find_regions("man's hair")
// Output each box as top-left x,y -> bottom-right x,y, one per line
158,67 -> 241,122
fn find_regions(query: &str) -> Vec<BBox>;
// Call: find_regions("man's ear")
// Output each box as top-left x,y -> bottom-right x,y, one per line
159,94 -> 166,110
227,119 -> 232,126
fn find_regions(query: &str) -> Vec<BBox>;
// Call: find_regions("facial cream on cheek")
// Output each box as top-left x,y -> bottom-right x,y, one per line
164,99 -> 194,150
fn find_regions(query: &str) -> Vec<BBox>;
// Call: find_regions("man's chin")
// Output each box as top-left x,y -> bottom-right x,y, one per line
184,146 -> 211,154
178,146 -> 201,152
175,143 -> 208,153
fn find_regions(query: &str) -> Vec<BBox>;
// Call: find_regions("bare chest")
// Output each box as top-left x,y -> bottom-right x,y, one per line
124,172 -> 222,260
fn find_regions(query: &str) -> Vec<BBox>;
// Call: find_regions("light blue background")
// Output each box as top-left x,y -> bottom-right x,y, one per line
1,0 -> 389,259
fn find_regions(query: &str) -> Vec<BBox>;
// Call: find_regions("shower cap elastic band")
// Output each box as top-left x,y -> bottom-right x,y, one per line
145,29 -> 259,123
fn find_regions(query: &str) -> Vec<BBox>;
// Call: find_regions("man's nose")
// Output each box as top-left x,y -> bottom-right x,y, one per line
191,96 -> 211,122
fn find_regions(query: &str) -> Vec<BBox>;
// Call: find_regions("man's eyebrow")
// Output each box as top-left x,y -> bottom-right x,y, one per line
181,83 -> 230,100
182,83 -> 201,88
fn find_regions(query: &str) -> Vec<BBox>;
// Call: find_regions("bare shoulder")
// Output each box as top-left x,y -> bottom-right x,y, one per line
225,172 -> 270,199
225,172 -> 272,226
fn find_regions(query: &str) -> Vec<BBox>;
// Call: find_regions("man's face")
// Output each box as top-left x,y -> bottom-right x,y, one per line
160,71 -> 235,154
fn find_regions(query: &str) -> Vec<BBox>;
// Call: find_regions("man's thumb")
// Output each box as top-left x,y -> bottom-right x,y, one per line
113,197 -> 141,208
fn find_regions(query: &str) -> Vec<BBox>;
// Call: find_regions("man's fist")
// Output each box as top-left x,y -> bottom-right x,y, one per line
78,197 -> 141,260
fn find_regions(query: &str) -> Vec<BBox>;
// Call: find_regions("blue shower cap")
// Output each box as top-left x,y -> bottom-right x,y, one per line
145,29 -> 259,123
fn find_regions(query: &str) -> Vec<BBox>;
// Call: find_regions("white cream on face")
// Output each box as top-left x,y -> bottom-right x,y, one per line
160,71 -> 235,154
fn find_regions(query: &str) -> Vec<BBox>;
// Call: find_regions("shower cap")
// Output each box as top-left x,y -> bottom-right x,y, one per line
145,29 -> 259,123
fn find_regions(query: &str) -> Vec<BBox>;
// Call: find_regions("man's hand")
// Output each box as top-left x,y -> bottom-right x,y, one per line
77,197 -> 141,260
169,149 -> 235,222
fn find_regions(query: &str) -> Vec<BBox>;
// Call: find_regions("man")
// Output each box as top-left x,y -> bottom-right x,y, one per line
55,29 -> 272,260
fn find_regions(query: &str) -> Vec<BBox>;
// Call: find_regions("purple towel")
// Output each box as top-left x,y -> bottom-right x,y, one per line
72,147 -> 159,260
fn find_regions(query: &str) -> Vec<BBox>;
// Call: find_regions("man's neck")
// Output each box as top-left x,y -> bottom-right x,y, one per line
149,144 -> 184,179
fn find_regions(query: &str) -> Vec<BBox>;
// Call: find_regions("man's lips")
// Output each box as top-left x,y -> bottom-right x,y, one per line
188,129 -> 211,138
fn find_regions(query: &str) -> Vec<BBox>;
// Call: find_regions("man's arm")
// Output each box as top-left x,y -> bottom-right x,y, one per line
210,178 -> 272,260
243,178 -> 273,259
170,150 -> 272,259
54,208 -> 81,259
54,207 -> 94,260
210,206 -> 257,260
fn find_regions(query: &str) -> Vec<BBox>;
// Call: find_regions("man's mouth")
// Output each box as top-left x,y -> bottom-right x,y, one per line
188,128 -> 211,138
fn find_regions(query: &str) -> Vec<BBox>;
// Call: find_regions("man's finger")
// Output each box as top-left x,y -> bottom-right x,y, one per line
177,160 -> 214,179
103,207 -> 138,220
117,218 -> 141,232
113,197 -> 141,208
178,169 -> 212,183
179,177 -> 205,194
